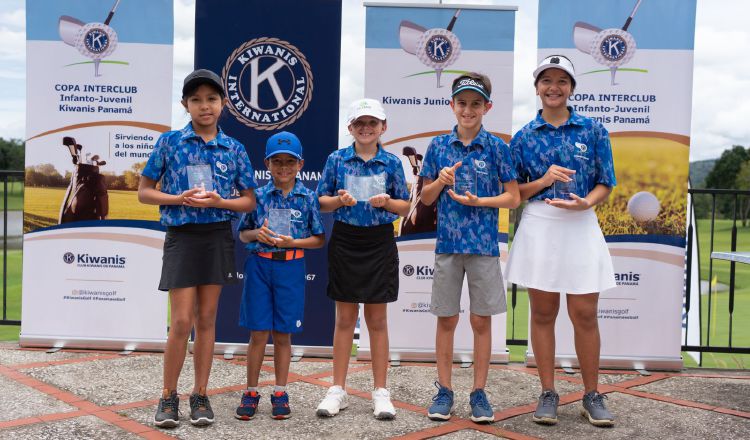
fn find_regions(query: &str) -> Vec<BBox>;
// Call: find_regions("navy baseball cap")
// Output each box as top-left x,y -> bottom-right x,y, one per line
182,69 -> 225,98
451,75 -> 491,101
265,131 -> 303,160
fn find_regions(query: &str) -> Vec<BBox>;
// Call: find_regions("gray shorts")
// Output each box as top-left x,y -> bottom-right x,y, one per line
430,253 -> 507,317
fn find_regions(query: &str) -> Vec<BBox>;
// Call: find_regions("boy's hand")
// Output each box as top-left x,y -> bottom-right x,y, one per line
438,161 -> 462,187
369,193 -> 391,208
274,234 -> 296,248
337,189 -> 357,207
542,164 -> 575,187
447,189 -> 482,206
257,219 -> 280,246
183,190 -> 222,208
545,193 -> 591,210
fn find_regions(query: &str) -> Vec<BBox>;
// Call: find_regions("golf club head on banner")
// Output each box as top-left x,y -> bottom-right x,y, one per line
57,0 -> 121,77
572,0 -> 642,85
399,10 -> 463,87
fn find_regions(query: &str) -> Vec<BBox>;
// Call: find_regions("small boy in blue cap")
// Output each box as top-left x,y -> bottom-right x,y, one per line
235,132 -> 325,420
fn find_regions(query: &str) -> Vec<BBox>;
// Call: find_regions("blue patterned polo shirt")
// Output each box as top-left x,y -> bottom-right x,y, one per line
141,122 -> 257,226
510,108 -> 617,201
420,126 -> 518,256
316,144 -> 409,227
238,179 -> 325,253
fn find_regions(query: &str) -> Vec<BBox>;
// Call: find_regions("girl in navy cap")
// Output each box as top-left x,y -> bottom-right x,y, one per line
315,99 -> 410,420
139,69 -> 257,428
506,55 -> 617,427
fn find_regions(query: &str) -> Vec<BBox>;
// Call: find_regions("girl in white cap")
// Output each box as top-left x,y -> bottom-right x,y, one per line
506,55 -> 617,427
315,99 -> 410,419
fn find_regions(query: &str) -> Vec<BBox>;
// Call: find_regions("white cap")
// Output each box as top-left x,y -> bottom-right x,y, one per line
347,98 -> 386,125
533,55 -> 576,83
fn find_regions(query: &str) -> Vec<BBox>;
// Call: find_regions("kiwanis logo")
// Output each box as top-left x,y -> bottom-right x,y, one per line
600,33 -> 628,62
63,252 -> 75,264
425,34 -> 453,63
402,265 -> 415,276
223,38 -> 314,130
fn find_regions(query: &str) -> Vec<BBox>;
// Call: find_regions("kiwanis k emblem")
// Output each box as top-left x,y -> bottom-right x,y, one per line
222,38 -> 314,130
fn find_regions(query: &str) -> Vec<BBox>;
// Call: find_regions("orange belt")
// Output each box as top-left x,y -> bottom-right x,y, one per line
257,249 -> 304,261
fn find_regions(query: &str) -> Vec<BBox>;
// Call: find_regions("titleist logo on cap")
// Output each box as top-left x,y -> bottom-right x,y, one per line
456,78 -> 486,91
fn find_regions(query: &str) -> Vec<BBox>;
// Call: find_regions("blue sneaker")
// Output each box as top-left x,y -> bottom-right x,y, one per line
427,381 -> 454,421
469,389 -> 495,423
271,391 -> 291,419
235,390 -> 260,420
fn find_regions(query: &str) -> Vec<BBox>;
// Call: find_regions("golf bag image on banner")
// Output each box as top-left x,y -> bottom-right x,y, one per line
59,136 -> 109,223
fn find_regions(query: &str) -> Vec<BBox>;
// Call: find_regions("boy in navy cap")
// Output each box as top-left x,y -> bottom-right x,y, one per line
235,132 -> 325,420
419,72 -> 520,423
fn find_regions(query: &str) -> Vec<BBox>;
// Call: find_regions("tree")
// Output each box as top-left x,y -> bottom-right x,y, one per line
735,160 -> 750,226
0,138 -> 24,170
704,145 -> 749,220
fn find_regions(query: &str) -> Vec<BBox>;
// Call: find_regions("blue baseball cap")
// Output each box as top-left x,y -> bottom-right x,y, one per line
265,131 -> 303,160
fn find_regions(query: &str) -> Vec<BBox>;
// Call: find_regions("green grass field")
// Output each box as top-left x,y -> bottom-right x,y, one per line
0,180 -> 23,211
0,250 -> 21,341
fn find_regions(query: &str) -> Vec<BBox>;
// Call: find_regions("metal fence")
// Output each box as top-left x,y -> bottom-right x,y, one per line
683,188 -> 750,358
1,170 -> 23,326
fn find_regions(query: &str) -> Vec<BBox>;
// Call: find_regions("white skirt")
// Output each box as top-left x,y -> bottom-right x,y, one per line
506,201 -> 616,294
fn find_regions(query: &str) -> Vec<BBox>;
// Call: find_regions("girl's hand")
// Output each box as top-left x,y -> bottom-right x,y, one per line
369,193 -> 391,208
542,165 -> 575,187
183,190 -> 222,208
447,189 -> 481,206
178,187 -> 203,205
337,189 -> 357,207
257,219 -> 280,246
545,193 -> 591,210
438,161 -> 462,187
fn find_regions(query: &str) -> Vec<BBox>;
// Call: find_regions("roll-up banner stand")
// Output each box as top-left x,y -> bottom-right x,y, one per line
194,0 -> 342,358
20,0 -> 174,351
531,0 -> 696,370
361,3 -> 516,363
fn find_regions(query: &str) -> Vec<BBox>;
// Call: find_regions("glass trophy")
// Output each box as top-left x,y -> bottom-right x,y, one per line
267,209 -> 292,237
186,164 -> 214,193
345,173 -> 386,201
453,165 -> 477,195
553,179 -> 577,200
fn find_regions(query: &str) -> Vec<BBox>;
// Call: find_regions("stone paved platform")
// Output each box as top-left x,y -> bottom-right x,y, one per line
0,344 -> 747,439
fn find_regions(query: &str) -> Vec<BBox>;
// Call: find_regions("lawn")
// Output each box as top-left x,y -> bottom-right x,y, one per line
0,250 -> 21,341
0,179 -> 23,211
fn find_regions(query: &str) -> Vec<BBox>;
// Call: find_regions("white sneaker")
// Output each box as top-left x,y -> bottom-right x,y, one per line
372,388 -> 396,420
316,385 -> 348,417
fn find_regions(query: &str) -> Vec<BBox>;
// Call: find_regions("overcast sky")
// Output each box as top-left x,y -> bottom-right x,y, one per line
1,0 -> 747,161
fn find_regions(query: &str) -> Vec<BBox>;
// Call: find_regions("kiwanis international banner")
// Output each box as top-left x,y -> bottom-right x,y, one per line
533,0 -> 696,369
195,0 -> 341,356
21,0 -> 173,350
361,3 -> 516,362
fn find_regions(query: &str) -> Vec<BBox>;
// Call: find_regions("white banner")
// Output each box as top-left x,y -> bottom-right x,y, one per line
360,3 -> 516,362
21,0 -> 173,350
532,0 -> 696,369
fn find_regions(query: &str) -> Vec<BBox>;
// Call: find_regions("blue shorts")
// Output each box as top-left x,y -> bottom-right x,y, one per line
239,253 -> 306,334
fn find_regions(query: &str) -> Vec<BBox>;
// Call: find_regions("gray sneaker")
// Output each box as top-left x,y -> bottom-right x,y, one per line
189,391 -> 215,426
154,389 -> 180,428
532,390 -> 559,425
581,391 -> 614,427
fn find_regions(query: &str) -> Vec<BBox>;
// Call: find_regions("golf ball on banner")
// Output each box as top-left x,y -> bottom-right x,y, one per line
589,28 -> 636,67
416,28 -> 461,69
75,22 -> 118,60
627,191 -> 660,222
